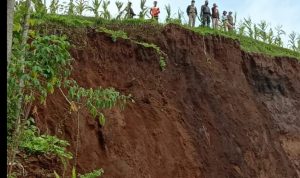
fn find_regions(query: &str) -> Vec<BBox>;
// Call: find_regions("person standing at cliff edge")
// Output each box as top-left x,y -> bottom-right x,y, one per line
201,0 -> 211,27
126,1 -> 136,19
150,1 -> 160,21
211,3 -> 219,29
187,0 -> 198,27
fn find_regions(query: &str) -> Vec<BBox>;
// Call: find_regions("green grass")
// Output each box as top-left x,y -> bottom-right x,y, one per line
188,27 -> 300,59
31,14 -> 300,60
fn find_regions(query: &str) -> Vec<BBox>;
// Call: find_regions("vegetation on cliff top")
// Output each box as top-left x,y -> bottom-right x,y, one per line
31,14 -> 300,60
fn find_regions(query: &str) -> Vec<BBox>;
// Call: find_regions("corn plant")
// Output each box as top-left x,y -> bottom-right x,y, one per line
297,35 -> 300,52
288,31 -> 297,51
115,1 -> 124,19
266,28 -> 275,45
68,0 -> 75,15
100,0 -> 110,20
75,0 -> 87,16
243,17 -> 253,38
49,0 -> 59,14
236,21 -> 246,36
32,0 -> 47,16
177,8 -> 185,24
274,25 -> 285,47
253,24 -> 259,40
88,0 -> 102,17
257,20 -> 268,42
165,4 -> 171,22
139,0 -> 149,19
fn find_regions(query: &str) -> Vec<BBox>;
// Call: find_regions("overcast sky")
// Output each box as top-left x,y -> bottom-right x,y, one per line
46,0 -> 300,45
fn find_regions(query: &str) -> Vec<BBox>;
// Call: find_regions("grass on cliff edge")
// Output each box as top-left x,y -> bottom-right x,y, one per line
32,14 -> 300,60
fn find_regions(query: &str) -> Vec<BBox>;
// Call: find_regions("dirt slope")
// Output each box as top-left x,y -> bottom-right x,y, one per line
29,24 -> 299,178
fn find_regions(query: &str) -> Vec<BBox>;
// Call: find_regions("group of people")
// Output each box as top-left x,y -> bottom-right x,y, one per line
187,0 -> 234,31
126,0 -> 234,31
126,1 -> 160,20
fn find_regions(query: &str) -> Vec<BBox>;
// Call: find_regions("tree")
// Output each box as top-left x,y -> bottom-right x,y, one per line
8,0 -> 33,175
7,0 -> 16,69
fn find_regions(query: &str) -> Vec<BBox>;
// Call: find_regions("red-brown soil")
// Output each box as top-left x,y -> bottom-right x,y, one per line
22,24 -> 300,178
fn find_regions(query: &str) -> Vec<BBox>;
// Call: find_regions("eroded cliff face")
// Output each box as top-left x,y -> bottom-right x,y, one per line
242,53 -> 300,177
27,24 -> 299,178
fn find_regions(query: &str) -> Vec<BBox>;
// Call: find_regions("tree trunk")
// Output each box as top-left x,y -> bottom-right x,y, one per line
7,0 -> 32,176
7,0 -> 15,68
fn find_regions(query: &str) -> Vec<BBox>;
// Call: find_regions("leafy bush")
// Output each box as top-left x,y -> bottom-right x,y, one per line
64,79 -> 131,126
19,123 -> 73,159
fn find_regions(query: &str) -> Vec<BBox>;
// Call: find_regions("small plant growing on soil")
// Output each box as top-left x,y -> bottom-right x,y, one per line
19,121 -> 73,159
159,57 -> 166,71
54,167 -> 104,178
64,79 -> 131,126
134,41 -> 167,70
97,27 -> 128,42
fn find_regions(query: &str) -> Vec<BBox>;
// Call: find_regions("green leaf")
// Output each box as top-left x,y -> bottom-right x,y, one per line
72,167 -> 76,178
13,23 -> 22,32
54,171 -> 60,178
98,113 -> 105,126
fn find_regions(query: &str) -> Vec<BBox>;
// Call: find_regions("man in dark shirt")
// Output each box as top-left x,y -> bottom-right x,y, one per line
211,3 -> 219,29
201,0 -> 211,27
126,2 -> 136,19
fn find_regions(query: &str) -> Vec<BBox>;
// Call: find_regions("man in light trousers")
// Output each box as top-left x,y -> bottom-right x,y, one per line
187,0 -> 198,27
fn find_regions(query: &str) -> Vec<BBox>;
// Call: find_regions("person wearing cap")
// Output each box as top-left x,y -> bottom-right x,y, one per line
150,1 -> 160,21
221,11 -> 228,31
201,0 -> 211,27
126,1 -> 136,19
186,0 -> 198,27
227,11 -> 234,31
211,3 -> 219,29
